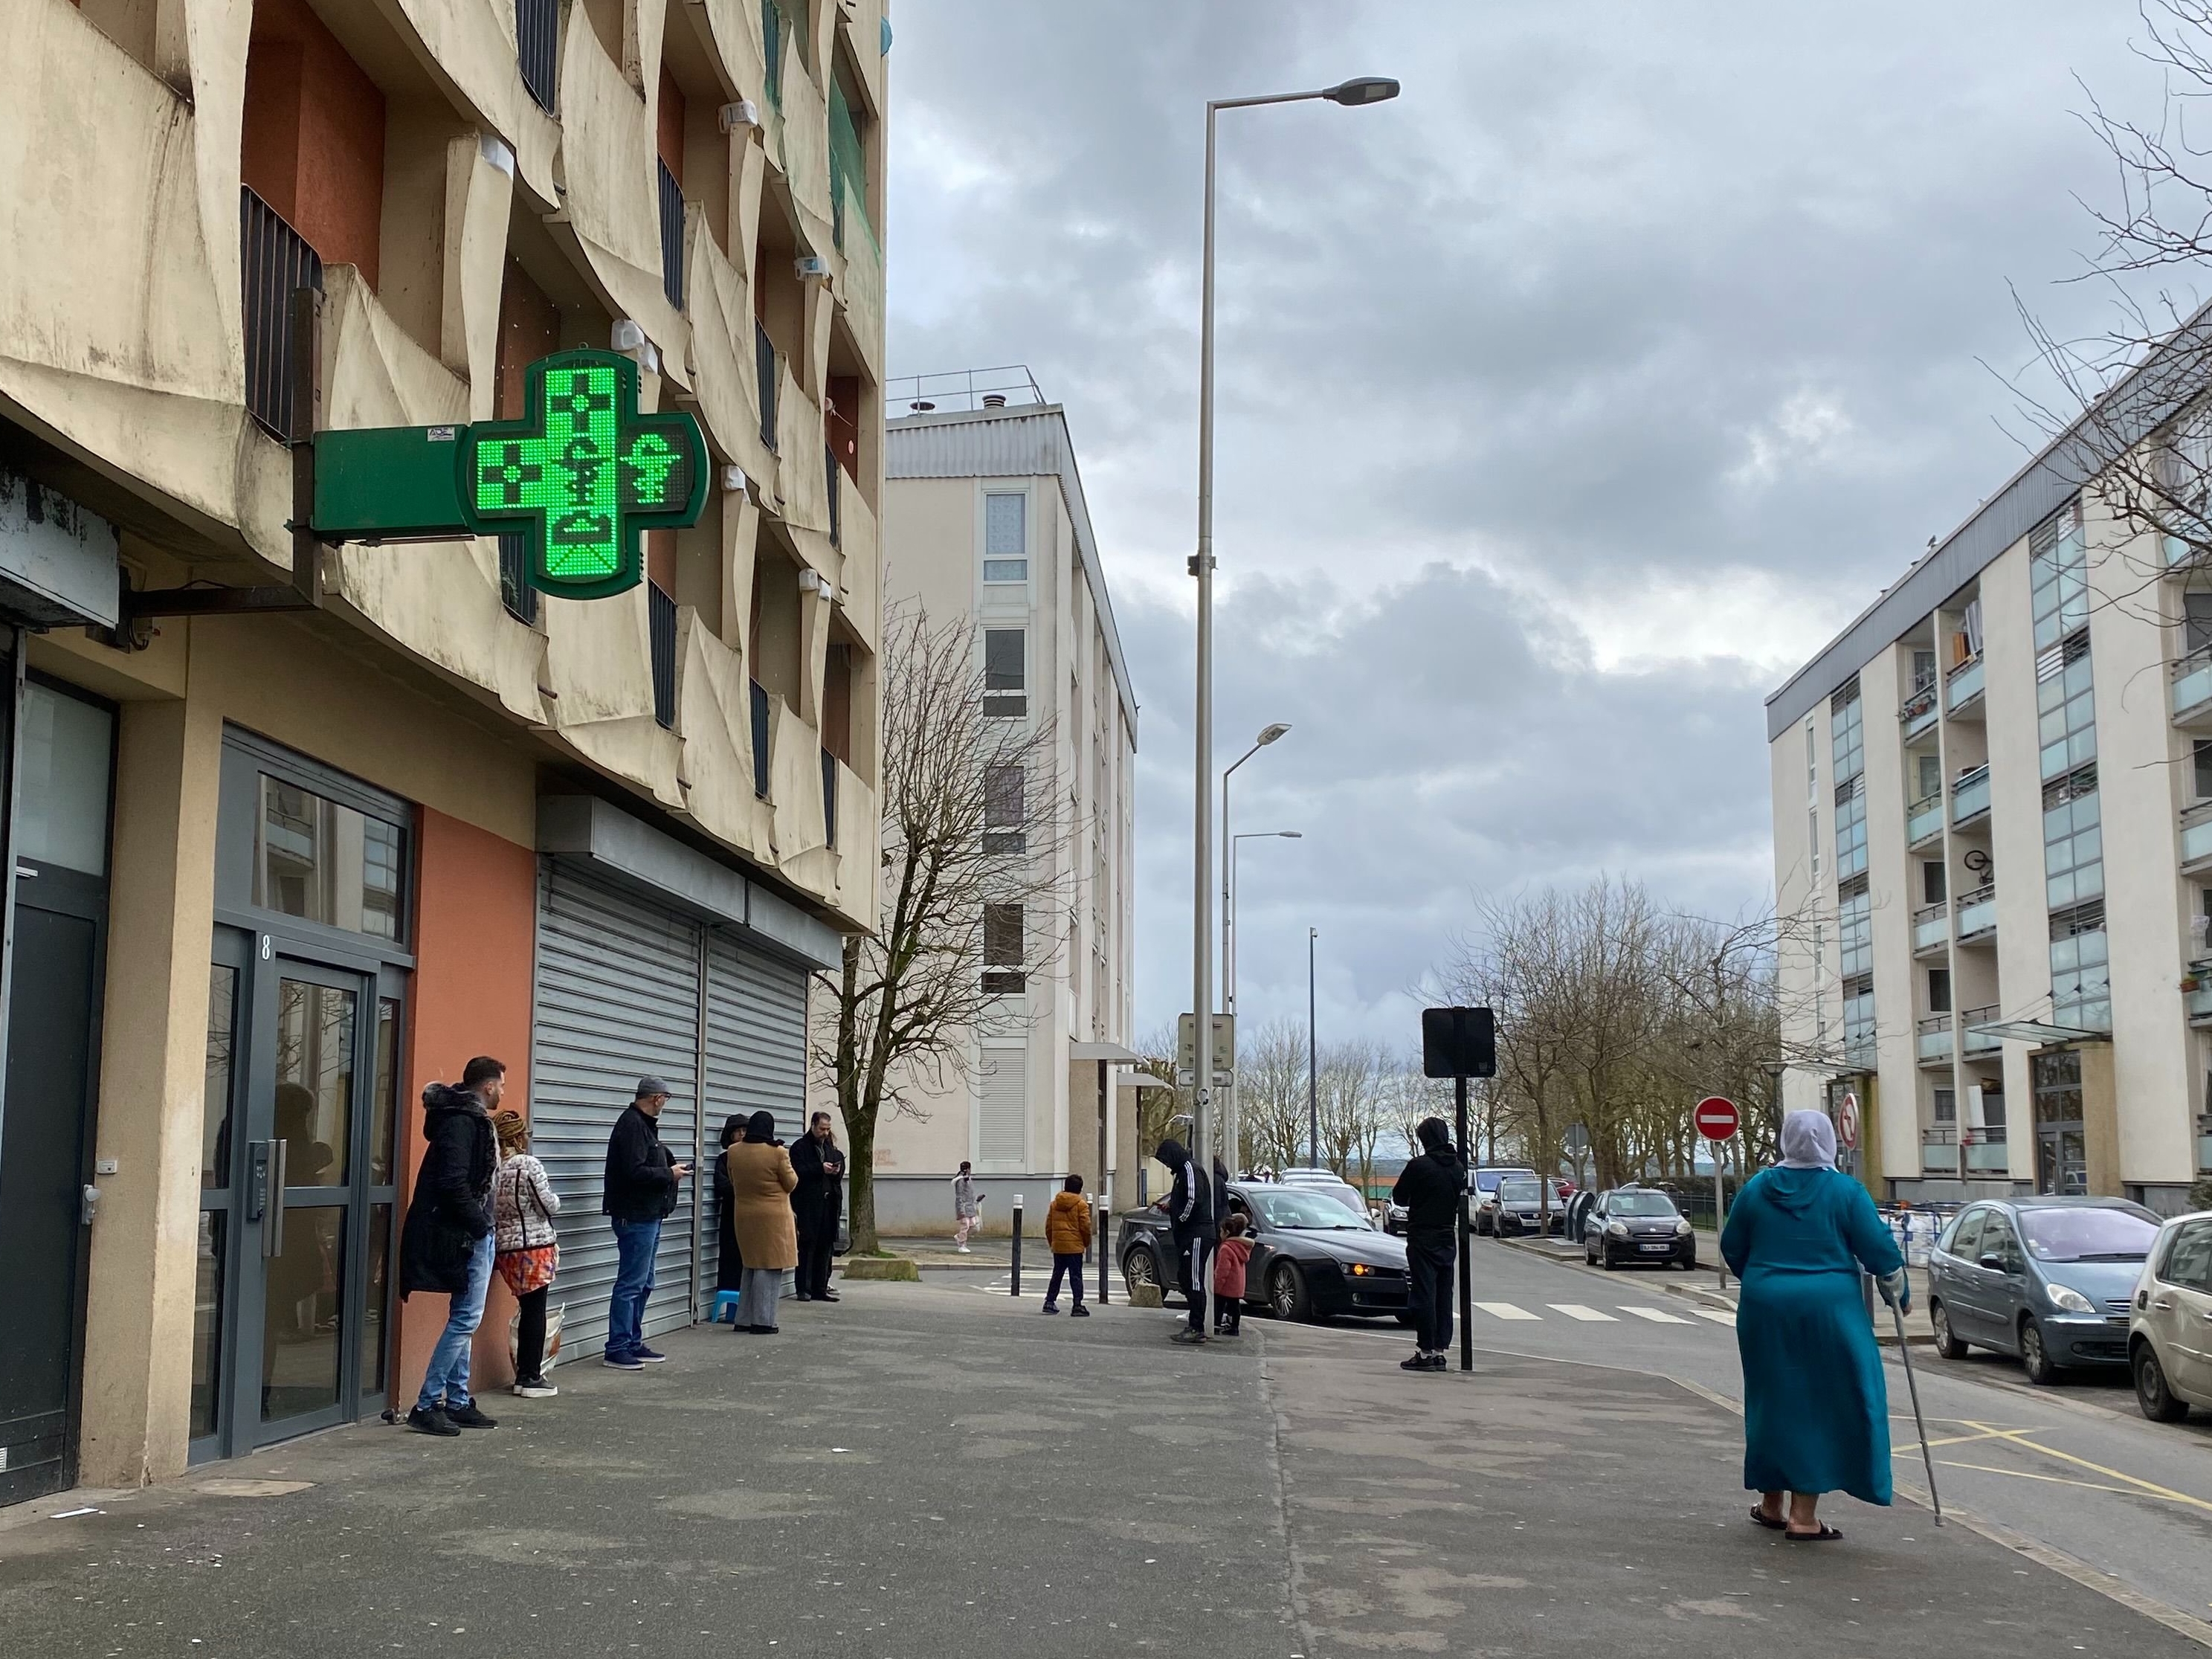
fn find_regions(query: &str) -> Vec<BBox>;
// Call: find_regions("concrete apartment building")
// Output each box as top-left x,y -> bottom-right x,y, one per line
848,374 -> 1141,1234
0,0 -> 887,1504
1767,338 -> 2212,1214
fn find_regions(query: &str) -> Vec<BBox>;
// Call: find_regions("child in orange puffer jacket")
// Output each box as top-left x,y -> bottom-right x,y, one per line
1042,1173 -> 1092,1317
1213,1212 -> 1253,1336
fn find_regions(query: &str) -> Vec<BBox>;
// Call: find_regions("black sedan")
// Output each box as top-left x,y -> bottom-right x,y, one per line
1581,1187 -> 1698,1269
1118,1182 -> 1410,1322
1492,1178 -> 1565,1237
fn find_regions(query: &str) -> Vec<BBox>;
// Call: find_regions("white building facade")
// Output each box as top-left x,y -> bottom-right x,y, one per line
1769,369 -> 2212,1214
854,378 -> 1141,1233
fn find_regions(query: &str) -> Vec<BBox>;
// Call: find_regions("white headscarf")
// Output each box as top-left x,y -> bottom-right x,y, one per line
1779,1109 -> 1839,1170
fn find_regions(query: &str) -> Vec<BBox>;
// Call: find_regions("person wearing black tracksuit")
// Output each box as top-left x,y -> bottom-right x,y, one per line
1153,1136 -> 1215,1344
1392,1117 -> 1466,1372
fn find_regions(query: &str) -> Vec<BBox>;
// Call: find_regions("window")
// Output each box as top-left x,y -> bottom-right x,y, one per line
2030,500 -> 2089,651
253,775 -> 406,941
982,903 -> 1025,993
1933,1086 -> 1956,1123
2042,764 -> 2103,912
1805,718 -> 1817,803
1944,1208 -> 1984,1260
2158,1220 -> 2212,1292
984,764 -> 1025,854
2048,901 -> 2110,1031
1842,973 -> 1874,1064
1830,681 -> 1864,783
983,628 -> 1027,717
983,492 -> 1028,584
1928,967 -> 1951,1014
2188,591 -> 2212,657
1923,860 -> 1947,904
2196,739 -> 2212,800
1912,648 -> 1938,691
1834,775 -> 1867,880
2035,634 -> 2097,782
1838,883 -> 1871,979
1917,753 -> 1942,802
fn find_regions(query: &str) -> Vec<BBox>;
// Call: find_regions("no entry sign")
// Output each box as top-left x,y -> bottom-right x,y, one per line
1694,1095 -> 1739,1141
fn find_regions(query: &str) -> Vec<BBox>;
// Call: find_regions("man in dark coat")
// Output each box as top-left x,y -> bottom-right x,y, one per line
399,1056 -> 506,1435
1153,1136 -> 1215,1344
602,1077 -> 691,1370
1392,1117 -> 1466,1372
789,1112 -> 845,1303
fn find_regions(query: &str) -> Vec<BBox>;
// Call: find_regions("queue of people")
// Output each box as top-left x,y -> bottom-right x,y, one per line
397,1067 -> 851,1434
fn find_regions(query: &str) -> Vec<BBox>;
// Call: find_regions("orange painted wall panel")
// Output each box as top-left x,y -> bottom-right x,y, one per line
393,808 -> 536,1405
241,0 -> 387,286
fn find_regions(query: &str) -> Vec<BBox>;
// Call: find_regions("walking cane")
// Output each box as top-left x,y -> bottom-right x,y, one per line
1889,1289 -> 1944,1526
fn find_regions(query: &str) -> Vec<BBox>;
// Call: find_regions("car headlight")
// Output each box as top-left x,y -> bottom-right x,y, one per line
1349,1263 -> 1371,1277
1607,1221 -> 1630,1238
2046,1283 -> 2095,1315
1675,1218 -> 1693,1236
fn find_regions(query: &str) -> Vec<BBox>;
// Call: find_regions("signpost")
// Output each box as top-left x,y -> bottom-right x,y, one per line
1422,1006 -> 1497,1374
1695,1095 -> 1738,1292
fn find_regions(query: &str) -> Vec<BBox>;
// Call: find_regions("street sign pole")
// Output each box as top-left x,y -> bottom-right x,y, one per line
1692,1096 -> 1740,1294
1715,1141 -> 1727,1294
1455,1073 -> 1472,1375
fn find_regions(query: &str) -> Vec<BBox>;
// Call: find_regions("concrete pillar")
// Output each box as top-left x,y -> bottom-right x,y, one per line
1857,1073 -> 1884,1200
2080,1043 -> 2121,1196
78,695 -> 222,1487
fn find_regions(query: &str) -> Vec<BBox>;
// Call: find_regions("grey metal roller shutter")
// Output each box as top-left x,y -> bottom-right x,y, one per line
529,863 -> 703,1354
700,932 -> 810,1285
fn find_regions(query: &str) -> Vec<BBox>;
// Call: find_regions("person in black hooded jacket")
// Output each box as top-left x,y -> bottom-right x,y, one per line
1152,1136 -> 1215,1344
1392,1116 -> 1466,1371
399,1057 -> 505,1434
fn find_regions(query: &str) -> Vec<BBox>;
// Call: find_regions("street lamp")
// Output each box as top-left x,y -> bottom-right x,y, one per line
1307,927 -> 1321,1170
1190,78 -> 1399,1270
1221,722 -> 1294,1020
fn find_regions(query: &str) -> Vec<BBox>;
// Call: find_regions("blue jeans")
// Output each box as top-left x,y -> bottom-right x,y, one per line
607,1217 -> 661,1357
416,1230 -> 494,1412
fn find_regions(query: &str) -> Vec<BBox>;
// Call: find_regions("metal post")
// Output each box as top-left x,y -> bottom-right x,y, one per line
1011,1194 -> 1023,1297
1192,100 -> 1219,1344
1307,928 -> 1319,1170
1100,1174 -> 1112,1305
1456,1075 -> 1473,1373
288,286 -> 325,607
1714,1147 -> 1727,1294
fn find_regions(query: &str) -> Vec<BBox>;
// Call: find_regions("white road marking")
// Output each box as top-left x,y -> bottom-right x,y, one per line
1547,1304 -> 1617,1322
1694,1309 -> 1737,1327
1619,1305 -> 1692,1324
1474,1301 -> 1543,1321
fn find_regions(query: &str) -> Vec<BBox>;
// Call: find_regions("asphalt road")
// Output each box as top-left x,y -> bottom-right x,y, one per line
1404,1237 -> 2212,1625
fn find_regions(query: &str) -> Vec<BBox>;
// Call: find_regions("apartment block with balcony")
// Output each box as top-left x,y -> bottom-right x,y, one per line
0,0 -> 887,1504
837,372 -> 1141,1234
1770,340 -> 2212,1215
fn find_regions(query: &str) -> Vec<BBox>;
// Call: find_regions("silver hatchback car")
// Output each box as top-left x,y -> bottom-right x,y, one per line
1925,1196 -> 2163,1383
2127,1210 -> 2212,1422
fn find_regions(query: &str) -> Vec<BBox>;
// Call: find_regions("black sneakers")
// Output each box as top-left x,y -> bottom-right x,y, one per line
445,1401 -> 500,1428
1400,1351 -> 1449,1372
406,1405 -> 460,1437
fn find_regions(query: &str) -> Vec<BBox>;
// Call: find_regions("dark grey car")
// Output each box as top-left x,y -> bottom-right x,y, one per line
1925,1196 -> 2163,1383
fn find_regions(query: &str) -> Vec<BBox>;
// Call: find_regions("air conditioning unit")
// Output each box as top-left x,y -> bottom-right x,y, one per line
718,99 -> 760,132
794,254 -> 829,280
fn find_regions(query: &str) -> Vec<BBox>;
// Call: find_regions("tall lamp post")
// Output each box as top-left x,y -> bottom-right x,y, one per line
1190,76 -> 1399,1240
1224,825 -> 1298,1185
1307,927 -> 1320,1170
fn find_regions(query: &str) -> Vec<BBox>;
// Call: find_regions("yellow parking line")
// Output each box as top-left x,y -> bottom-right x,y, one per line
1961,1420 -> 2212,1516
1926,1460 -> 2153,1498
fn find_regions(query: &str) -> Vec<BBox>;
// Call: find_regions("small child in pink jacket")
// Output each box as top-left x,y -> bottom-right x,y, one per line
1212,1213 -> 1253,1337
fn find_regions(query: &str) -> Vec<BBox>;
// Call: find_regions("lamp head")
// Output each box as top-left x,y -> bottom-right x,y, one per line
1257,722 -> 1292,746
1280,831 -> 1303,839
1323,76 -> 1401,107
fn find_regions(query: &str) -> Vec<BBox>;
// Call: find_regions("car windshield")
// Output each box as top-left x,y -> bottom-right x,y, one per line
2018,1206 -> 2159,1263
1248,1189 -> 1369,1231
1475,1170 -> 1532,1194
1609,1192 -> 1677,1217
1498,1181 -> 1541,1202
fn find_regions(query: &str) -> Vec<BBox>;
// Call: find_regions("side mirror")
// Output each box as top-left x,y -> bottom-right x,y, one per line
1978,1252 -> 2005,1272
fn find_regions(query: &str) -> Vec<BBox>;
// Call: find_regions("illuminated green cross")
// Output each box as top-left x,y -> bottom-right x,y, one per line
458,348 -> 709,600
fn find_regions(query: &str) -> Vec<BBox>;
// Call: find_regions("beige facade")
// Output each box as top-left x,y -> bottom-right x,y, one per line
839,384 -> 1140,1235
0,0 -> 886,1501
1770,407 -> 2212,1213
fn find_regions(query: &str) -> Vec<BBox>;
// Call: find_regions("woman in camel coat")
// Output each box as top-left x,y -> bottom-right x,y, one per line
725,1110 -> 798,1333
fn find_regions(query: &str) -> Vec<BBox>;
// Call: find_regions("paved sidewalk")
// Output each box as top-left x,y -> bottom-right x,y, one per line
0,1283 -> 2197,1657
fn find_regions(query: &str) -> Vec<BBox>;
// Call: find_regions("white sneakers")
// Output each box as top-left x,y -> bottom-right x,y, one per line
956,1244 -> 971,1254
512,1379 -> 558,1398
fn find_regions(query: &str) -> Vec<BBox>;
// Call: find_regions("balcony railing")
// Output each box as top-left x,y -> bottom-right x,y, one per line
1955,882 -> 1996,943
1900,682 -> 1939,740
499,534 -> 538,625
1916,1014 -> 1954,1063
1921,1121 -> 1958,1171
239,187 -> 323,441
755,323 -> 778,453
648,583 -> 677,729
750,679 -> 771,798
2174,645 -> 2212,724
761,0 -> 784,106
825,444 -> 842,548
2184,801 -> 2212,869
821,747 -> 838,847
1951,764 -> 1990,826
1844,1031 -> 1877,1069
657,159 -> 686,311
2187,961 -> 2212,1025
1912,901 -> 1949,954
1947,654 -> 1985,712
1961,1005 -> 2001,1057
1906,790 -> 1944,848
1964,1124 -> 2009,1173
517,0 -> 558,111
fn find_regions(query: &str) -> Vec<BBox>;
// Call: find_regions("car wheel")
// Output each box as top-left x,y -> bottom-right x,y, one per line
1584,1240 -> 1598,1266
2134,1343 -> 2190,1423
2019,1315 -> 2063,1385
1929,1299 -> 1968,1361
1120,1248 -> 1159,1295
1268,1261 -> 1310,1322
1599,1249 -> 1618,1271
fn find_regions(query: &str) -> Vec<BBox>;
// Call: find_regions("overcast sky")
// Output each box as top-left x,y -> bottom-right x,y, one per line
883,1 -> 2181,1055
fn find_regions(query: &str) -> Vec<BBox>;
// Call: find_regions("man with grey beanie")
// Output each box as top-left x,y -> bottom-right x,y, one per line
602,1077 -> 691,1370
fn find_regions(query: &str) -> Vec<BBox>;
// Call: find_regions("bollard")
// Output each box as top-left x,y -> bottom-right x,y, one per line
1095,1191 -> 1109,1306
1010,1193 -> 1024,1297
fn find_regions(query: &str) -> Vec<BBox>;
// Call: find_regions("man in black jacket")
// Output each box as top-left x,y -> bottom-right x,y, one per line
790,1112 -> 845,1303
1392,1117 -> 1466,1372
1153,1136 -> 1214,1344
399,1057 -> 506,1435
602,1077 -> 692,1370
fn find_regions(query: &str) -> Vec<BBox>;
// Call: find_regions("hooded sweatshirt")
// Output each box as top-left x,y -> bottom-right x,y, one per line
1155,1137 -> 1215,1238
1392,1125 -> 1466,1245
399,1084 -> 497,1297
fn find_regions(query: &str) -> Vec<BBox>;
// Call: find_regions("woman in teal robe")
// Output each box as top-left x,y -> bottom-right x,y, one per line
1720,1109 -> 1906,1542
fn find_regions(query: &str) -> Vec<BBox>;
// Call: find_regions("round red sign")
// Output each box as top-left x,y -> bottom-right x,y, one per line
1694,1095 -> 1739,1141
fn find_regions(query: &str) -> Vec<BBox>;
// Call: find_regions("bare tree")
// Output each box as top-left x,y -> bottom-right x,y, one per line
814,607 -> 1067,1253
1236,1016 -> 1310,1173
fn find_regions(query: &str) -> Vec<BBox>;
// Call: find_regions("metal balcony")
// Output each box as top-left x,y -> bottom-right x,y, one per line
1912,901 -> 1949,957
750,679 -> 771,798
1963,1124 -> 2009,1173
1947,654 -> 1984,715
2173,645 -> 2212,727
2187,961 -> 2212,1027
1921,1121 -> 1959,1171
648,583 -> 677,729
1916,1014 -> 1954,1066
239,187 -> 323,441
1906,790 -> 1945,849
517,0 -> 558,111
2184,801 -> 2212,873
1955,882 -> 1996,944
657,159 -> 685,311
1900,682 -> 1939,741
1961,1005 -> 2001,1057
1950,764 -> 1990,828
821,747 -> 838,847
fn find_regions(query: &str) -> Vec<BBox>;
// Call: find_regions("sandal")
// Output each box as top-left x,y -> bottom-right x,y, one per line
1784,1524 -> 1844,1542
1749,1505 -> 1787,1531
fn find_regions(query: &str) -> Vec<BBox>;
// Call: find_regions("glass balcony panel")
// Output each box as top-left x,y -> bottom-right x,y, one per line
2173,653 -> 2212,719
1955,896 -> 1996,940
1912,906 -> 1949,952
1946,657 -> 1984,710
1965,1137 -> 2010,1173
1907,795 -> 1944,845
1951,767 -> 1990,825
1916,1017 -> 1954,1063
2182,808 -> 2212,866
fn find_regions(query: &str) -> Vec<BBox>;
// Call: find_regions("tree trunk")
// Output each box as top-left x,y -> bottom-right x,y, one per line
845,1089 -> 880,1254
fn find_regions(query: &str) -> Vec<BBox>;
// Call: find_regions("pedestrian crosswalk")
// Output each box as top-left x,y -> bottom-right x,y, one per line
1449,1298 -> 1734,1327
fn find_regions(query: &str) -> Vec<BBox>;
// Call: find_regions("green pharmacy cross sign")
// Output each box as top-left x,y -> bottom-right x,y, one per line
309,348 -> 709,602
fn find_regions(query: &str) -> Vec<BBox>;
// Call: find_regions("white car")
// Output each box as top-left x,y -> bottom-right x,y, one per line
2127,1209 -> 2212,1422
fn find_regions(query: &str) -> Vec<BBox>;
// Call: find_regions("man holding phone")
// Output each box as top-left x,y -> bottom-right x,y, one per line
790,1112 -> 845,1302
602,1076 -> 693,1370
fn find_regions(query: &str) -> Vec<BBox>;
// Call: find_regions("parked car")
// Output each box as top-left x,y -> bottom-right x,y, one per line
1926,1196 -> 2163,1383
1470,1165 -> 1537,1236
1383,1200 -> 1410,1236
2127,1209 -> 2212,1422
1118,1182 -> 1410,1322
1581,1187 -> 1697,1269
1492,1178 -> 1564,1237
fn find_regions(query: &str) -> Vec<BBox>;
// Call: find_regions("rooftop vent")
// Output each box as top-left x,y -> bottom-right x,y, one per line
909,400 -> 935,412
981,393 -> 1006,408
